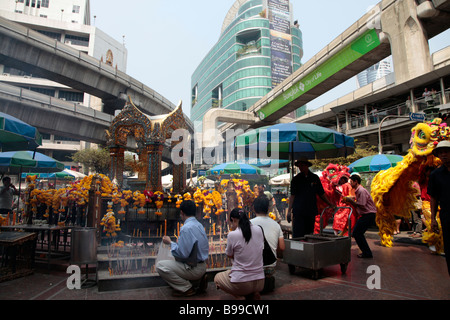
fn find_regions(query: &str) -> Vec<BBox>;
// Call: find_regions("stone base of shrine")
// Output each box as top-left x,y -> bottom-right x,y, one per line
97,269 -> 167,292
96,245 -> 227,292
97,265 -> 224,293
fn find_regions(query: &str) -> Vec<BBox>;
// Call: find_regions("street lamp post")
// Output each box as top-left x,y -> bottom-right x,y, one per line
378,115 -> 410,154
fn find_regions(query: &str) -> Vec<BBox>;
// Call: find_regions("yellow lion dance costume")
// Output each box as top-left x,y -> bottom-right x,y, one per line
371,118 -> 448,251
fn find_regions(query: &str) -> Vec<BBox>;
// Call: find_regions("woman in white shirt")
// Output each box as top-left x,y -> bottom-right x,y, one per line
214,208 -> 265,300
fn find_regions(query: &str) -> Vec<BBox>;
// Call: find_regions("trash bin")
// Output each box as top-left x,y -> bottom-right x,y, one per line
70,227 -> 97,288
71,227 -> 97,265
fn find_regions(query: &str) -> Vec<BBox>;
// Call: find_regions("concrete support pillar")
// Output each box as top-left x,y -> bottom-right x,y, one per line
410,89 -> 418,112
345,110 -> 350,132
109,147 -> 124,187
440,77 -> 448,104
336,115 -> 341,133
364,105 -> 369,127
381,0 -> 433,84
146,143 -> 163,192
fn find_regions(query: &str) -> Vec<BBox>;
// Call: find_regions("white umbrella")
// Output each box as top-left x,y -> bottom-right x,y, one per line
269,171 -> 323,186
268,173 -> 291,186
63,168 -> 86,178
187,176 -> 215,188
162,175 -> 216,189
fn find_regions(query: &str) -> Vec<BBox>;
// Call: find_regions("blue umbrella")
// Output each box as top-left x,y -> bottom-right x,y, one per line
236,158 -> 289,167
0,151 -> 64,174
0,151 -> 64,213
348,154 -> 403,173
21,171 -> 75,179
206,162 -> 265,175
0,112 -> 42,151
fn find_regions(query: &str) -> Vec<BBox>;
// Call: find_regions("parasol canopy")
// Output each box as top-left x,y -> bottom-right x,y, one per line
0,150 -> 64,174
236,158 -> 289,167
186,176 -> 215,188
62,168 -> 86,178
234,123 -> 355,160
348,154 -> 403,173
268,170 -> 323,186
206,162 -> 265,175
21,169 -> 86,179
161,175 -> 216,189
268,173 -> 291,186
0,112 -> 42,151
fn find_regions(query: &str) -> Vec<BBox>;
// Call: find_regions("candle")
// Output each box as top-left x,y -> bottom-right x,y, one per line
160,224 -> 162,238
213,223 -> 216,235
164,219 -> 167,236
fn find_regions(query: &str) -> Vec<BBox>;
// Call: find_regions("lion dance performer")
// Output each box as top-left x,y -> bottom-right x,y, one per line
333,171 -> 356,236
314,164 -> 353,235
371,118 -> 447,251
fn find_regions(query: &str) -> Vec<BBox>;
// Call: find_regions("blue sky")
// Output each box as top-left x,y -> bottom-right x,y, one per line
90,0 -> 449,119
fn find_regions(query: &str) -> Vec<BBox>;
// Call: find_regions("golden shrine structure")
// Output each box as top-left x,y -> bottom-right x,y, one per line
106,98 -> 188,193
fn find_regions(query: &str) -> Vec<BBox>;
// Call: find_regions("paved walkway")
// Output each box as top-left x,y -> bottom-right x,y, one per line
1,234 -> 448,301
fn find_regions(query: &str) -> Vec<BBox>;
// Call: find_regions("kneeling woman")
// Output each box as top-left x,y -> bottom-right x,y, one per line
214,208 -> 265,300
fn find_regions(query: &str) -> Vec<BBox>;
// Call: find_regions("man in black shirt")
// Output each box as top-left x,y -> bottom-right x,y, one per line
287,157 -> 335,238
428,140 -> 450,276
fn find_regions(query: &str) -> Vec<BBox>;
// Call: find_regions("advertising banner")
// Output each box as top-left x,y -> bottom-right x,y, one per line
268,0 -> 292,88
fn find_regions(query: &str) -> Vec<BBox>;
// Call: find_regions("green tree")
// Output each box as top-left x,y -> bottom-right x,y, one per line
309,140 -> 378,170
71,148 -> 110,174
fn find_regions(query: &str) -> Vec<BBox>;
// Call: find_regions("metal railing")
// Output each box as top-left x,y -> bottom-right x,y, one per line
347,88 -> 449,130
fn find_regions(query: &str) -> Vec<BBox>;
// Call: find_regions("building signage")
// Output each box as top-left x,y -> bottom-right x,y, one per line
409,112 -> 425,122
268,0 -> 292,88
259,28 -> 381,120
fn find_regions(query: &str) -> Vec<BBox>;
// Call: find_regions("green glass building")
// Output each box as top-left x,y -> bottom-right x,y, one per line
191,0 -> 305,131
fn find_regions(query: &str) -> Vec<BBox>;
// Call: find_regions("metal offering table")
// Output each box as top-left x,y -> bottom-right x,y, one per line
283,207 -> 353,280
1,224 -> 72,269
0,231 -> 37,282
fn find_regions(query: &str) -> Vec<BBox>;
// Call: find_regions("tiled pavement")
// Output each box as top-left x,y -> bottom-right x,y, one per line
1,232 -> 448,301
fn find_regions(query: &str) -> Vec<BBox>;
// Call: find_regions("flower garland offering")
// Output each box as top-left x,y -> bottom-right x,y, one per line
153,191 -> 164,216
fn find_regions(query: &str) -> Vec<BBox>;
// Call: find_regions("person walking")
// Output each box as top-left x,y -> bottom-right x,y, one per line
214,208 -> 265,300
344,174 -> 377,258
428,141 -> 450,276
156,200 -> 209,296
287,157 -> 335,238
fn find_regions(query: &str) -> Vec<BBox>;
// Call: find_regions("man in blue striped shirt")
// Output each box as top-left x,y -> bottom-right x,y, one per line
156,200 -> 209,296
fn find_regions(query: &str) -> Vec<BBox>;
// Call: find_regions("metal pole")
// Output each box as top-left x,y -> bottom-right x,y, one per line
378,115 -> 410,154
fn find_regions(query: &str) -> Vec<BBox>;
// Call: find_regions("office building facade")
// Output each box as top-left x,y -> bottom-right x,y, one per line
356,57 -> 393,88
190,0 -> 304,131
0,0 -> 127,166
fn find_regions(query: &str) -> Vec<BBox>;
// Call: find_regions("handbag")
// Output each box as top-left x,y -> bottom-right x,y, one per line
259,226 -> 277,265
